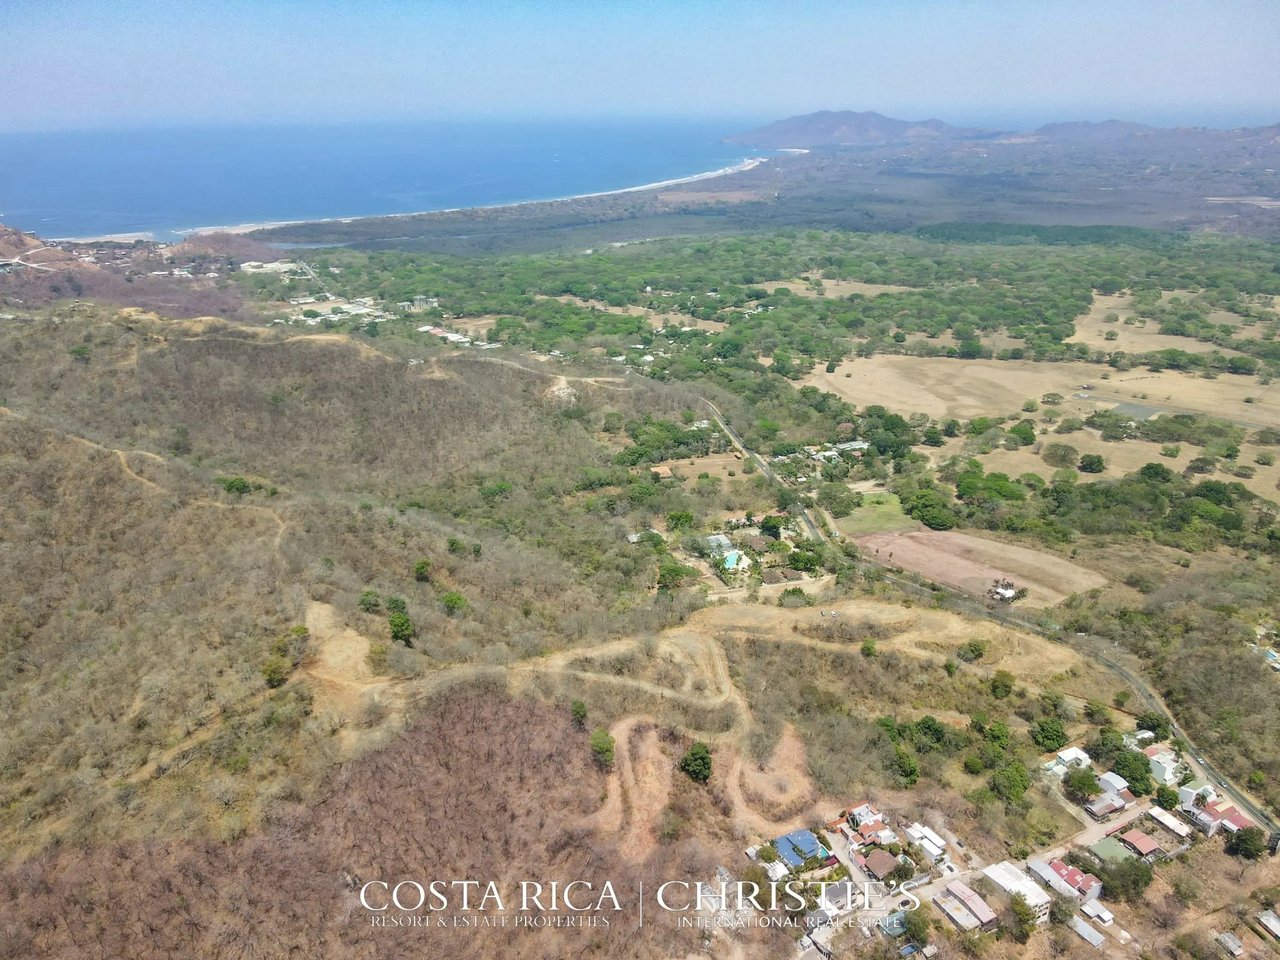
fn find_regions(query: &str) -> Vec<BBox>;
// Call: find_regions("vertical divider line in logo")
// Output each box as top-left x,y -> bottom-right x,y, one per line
638,880 -> 644,929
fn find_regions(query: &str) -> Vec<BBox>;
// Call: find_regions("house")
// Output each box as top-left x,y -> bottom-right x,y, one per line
1258,909 -> 1280,940
982,862 -> 1051,925
846,802 -> 883,828
1081,900 -> 1114,926
1146,806 -> 1192,839
1090,836 -> 1135,863
905,823 -> 949,864
878,910 -> 908,938
1122,729 -> 1157,749
1119,830 -> 1160,860
1028,859 -> 1078,899
761,569 -> 785,585
1028,859 -> 1101,902
861,849 -> 903,882
1097,771 -> 1129,795
944,881 -> 997,931
775,829 -> 830,871
1145,747 -> 1183,787
743,535 -> 770,552
1085,792 -> 1127,820
1070,916 -> 1106,950
1044,746 -> 1092,778
1179,779 -> 1216,810
1215,931 -> 1245,957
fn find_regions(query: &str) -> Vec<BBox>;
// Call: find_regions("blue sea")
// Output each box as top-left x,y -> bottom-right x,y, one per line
0,120 -> 762,241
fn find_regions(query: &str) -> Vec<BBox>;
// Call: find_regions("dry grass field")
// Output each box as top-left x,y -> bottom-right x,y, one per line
805,354 -> 1280,428
767,277 -> 920,298
856,529 -> 1107,607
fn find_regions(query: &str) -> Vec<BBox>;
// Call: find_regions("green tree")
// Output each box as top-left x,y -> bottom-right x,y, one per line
1110,749 -> 1154,795
894,745 -> 920,787
1135,711 -> 1171,741
1064,767 -> 1102,802
1225,826 -> 1267,860
388,612 -> 415,646
413,558 -> 433,582
441,591 -> 468,616
990,670 -> 1015,699
1031,717 -> 1069,752
1042,443 -> 1079,468
1078,453 -> 1105,473
1154,785 -> 1179,810
903,907 -> 931,944
261,655 -> 290,688
1049,896 -> 1076,926
590,728 -> 616,770
666,510 -> 694,531
1084,700 -> 1110,725
991,760 -> 1031,803
760,515 -> 785,539
679,742 -> 713,784
1007,893 -> 1037,943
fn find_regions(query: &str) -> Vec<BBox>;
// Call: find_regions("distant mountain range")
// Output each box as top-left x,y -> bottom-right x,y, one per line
726,110 -> 986,148
730,110 -> 1280,149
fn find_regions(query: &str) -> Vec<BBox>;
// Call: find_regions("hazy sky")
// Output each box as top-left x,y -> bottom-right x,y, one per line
4,0 -> 1278,132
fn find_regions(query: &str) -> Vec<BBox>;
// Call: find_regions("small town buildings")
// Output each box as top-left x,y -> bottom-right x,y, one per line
1097,771 -> 1129,795
942,881 -> 998,931
1122,729 -> 1157,750
1028,859 -> 1101,901
1145,746 -> 1183,786
1118,830 -> 1160,860
982,862 -> 1051,925
1044,746 -> 1092,778
775,829 -> 830,871
1070,916 -> 1106,950
1085,792 -> 1128,820
905,822 -> 949,864
860,849 -> 902,883
1028,859 -> 1078,899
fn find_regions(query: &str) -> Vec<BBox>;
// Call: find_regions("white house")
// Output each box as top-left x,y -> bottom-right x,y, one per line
1098,771 -> 1129,795
1045,746 -> 1092,777
1146,747 -> 1183,787
982,862 -> 1051,925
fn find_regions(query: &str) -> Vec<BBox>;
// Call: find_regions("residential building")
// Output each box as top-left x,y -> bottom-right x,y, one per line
860,849 -> 902,882
1119,830 -> 1161,860
982,862 -> 1051,924
1028,859 -> 1101,902
1085,792 -> 1127,820
1044,746 -> 1092,778
1097,771 -> 1129,795
1082,901 -> 1114,926
1145,747 -> 1183,787
905,822 -> 949,864
775,829 -> 830,871
943,881 -> 997,931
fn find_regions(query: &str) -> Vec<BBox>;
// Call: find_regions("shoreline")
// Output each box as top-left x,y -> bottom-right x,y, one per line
50,156 -> 769,244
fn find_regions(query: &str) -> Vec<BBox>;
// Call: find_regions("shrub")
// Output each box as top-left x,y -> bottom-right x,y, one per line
1078,454 -> 1105,473
590,728 -> 615,770
679,742 -> 713,783
388,612 -> 415,646
441,591 -> 468,616
261,655 -> 290,688
571,700 -> 588,728
385,596 -> 407,616
358,590 -> 381,613
413,558 -> 433,582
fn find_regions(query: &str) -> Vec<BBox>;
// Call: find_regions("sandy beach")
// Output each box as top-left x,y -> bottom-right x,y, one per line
56,156 -> 769,244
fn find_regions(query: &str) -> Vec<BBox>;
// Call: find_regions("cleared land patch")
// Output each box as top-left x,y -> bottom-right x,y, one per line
855,529 -> 1106,607
835,491 -> 921,536
767,277 -> 919,298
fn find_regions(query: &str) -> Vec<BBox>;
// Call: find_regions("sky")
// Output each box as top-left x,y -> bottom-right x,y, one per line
3,0 -> 1279,132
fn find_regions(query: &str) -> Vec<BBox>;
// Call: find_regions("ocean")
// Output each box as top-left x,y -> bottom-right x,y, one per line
0,120 -> 762,241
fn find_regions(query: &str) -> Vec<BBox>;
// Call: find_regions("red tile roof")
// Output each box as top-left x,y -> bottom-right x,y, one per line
1120,830 -> 1159,856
